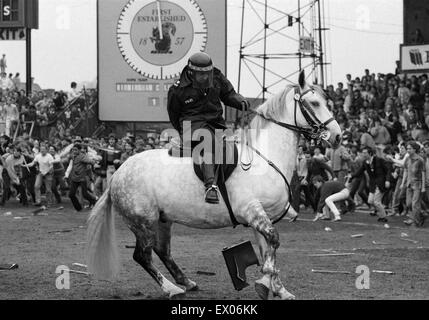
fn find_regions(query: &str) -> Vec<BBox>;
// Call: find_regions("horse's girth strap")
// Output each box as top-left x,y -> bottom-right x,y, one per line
217,168 -> 242,228
244,143 -> 293,225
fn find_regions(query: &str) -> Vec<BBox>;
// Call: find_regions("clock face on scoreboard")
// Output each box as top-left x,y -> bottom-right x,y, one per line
117,0 -> 208,80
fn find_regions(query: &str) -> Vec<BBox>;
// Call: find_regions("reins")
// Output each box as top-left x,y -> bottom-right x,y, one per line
237,85 -> 334,224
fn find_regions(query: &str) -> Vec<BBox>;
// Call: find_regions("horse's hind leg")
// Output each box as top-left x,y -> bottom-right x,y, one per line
130,223 -> 185,299
153,220 -> 198,292
246,201 -> 295,300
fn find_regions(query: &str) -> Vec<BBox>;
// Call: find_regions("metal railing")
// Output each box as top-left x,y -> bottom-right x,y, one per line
46,92 -> 86,127
70,99 -> 98,136
12,90 -> 98,141
8,119 -> 35,140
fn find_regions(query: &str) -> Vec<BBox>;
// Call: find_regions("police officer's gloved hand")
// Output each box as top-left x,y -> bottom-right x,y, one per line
241,100 -> 250,111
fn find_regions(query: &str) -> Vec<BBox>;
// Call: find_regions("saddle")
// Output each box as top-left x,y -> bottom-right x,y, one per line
168,137 -> 240,226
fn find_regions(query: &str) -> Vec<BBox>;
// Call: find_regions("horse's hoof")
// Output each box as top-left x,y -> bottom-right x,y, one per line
180,280 -> 198,292
168,287 -> 186,300
255,282 -> 270,300
170,291 -> 186,300
282,293 -> 296,300
289,215 -> 298,223
186,283 -> 199,292
274,290 -> 296,300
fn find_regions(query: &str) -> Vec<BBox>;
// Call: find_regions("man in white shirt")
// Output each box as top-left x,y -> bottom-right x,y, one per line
0,72 -> 8,90
13,73 -> 21,90
0,73 -> 14,90
0,54 -> 6,74
343,87 -> 352,114
386,143 -> 409,216
423,141 -> 429,215
4,97 -> 19,137
398,81 -> 410,106
27,145 -> 54,206
3,146 -> 28,206
67,82 -> 80,102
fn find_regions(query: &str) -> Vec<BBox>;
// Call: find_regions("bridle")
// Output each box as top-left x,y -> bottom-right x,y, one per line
240,85 -> 335,171
236,85 -> 335,226
248,85 -> 335,144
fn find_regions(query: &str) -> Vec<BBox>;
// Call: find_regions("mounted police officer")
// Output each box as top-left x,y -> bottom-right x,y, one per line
167,52 -> 249,204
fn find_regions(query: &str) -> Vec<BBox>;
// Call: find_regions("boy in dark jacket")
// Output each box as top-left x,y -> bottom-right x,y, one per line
65,143 -> 97,211
351,146 -> 392,223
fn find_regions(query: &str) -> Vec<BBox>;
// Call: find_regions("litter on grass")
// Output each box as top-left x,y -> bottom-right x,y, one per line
48,229 -> 73,234
311,269 -> 351,274
399,238 -> 419,244
372,241 -> 391,245
308,253 -> 355,257
372,270 -> 395,275
0,264 -> 18,270
196,271 -> 216,276
67,269 -> 89,276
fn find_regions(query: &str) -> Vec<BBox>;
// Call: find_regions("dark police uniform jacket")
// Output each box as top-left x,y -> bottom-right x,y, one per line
167,67 -> 245,138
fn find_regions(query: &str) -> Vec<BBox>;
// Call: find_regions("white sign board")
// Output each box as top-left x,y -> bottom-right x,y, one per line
98,0 -> 227,122
400,44 -> 429,73
0,27 -> 26,40
299,36 -> 314,54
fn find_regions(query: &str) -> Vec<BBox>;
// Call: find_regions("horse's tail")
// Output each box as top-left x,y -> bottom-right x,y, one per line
86,188 -> 120,280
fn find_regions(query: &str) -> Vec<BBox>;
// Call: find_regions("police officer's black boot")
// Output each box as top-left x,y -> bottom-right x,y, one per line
201,162 -> 219,204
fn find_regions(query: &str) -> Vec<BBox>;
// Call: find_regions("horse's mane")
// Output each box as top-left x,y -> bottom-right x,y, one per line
252,85 -> 294,132
251,84 -> 327,133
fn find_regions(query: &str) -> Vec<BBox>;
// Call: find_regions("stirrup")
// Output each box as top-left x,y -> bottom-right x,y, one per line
205,185 -> 220,204
205,185 -> 220,192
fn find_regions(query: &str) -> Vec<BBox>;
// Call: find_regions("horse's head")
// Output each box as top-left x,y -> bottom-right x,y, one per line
288,70 -> 342,148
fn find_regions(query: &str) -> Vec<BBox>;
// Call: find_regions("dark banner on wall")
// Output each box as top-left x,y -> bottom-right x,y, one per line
0,0 -> 38,29
403,0 -> 429,45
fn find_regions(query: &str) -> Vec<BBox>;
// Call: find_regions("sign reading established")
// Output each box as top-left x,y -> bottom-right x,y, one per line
98,0 -> 226,122
0,27 -> 25,40
401,44 -> 429,73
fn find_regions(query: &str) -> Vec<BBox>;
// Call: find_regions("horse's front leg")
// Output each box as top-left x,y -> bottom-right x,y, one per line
247,201 -> 295,300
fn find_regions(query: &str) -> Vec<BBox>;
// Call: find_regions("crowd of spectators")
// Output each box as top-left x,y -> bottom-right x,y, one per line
0,73 -> 98,141
1,60 -> 428,228
0,130 -> 171,210
292,69 -> 429,228
0,59 -> 171,211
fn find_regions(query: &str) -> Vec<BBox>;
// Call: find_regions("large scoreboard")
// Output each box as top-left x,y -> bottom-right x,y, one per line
0,0 -> 38,29
98,0 -> 227,122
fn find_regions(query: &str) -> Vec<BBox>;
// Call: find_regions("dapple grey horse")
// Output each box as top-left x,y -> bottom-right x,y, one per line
86,71 -> 342,299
